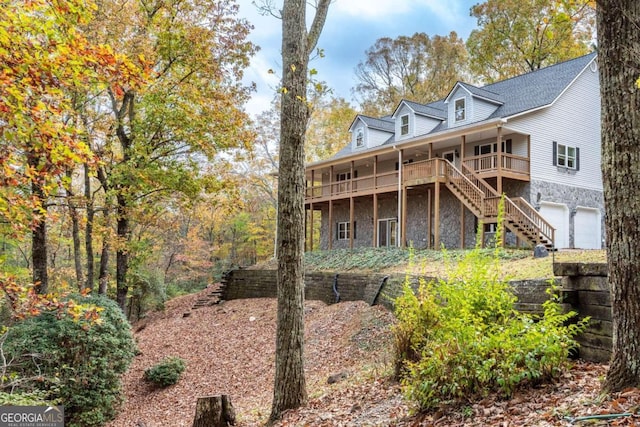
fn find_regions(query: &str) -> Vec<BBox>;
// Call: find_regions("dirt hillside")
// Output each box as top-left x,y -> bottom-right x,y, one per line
107,286 -> 398,426
108,284 -> 640,427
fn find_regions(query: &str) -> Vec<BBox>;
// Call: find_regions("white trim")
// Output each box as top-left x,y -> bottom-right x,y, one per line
377,218 -> 398,247
400,114 -> 410,136
444,83 -> 473,103
355,128 -> 364,148
337,221 -> 350,240
454,97 -> 466,122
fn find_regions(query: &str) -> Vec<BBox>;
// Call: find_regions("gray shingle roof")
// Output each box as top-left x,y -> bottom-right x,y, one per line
484,52 -> 596,119
454,82 -> 503,104
401,100 -> 447,119
358,115 -> 395,132
328,52 -> 597,161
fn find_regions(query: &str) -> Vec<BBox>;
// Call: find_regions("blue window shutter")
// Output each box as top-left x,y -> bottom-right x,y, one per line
552,141 -> 557,166
575,147 -> 580,171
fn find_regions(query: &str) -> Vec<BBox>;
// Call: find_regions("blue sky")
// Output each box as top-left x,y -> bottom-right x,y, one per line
236,0 -> 479,116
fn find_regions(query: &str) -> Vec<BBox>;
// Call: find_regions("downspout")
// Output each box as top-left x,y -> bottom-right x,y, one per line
393,145 -> 402,247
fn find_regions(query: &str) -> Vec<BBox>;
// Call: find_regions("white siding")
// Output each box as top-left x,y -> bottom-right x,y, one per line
506,63 -> 602,190
473,98 -> 500,121
414,115 -> 441,135
368,128 -> 393,147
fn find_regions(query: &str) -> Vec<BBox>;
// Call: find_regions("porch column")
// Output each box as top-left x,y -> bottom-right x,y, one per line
373,156 -> 378,248
527,135 -> 531,175
349,196 -> 354,249
402,185 -> 408,248
427,187 -> 432,249
330,165 -> 334,196
328,200 -> 333,250
350,160 -> 355,193
373,155 -> 378,189
460,135 -> 465,248
434,182 -> 441,249
309,202 -> 314,252
496,126 -> 505,248
373,193 -> 378,247
397,148 -> 403,248
496,126 -> 503,194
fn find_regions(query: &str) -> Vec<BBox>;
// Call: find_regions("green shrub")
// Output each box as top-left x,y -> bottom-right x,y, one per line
393,245 -> 588,411
4,294 -> 136,427
144,357 -> 186,387
0,391 -> 53,406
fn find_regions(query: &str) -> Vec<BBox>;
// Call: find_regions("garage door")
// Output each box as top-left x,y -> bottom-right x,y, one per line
539,202 -> 569,249
574,207 -> 601,249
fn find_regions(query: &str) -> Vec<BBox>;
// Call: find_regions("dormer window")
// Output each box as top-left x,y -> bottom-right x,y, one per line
454,98 -> 466,122
400,114 -> 409,136
355,128 -> 364,148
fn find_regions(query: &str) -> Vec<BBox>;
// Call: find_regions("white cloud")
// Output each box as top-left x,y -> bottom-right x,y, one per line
243,49 -> 281,117
332,0 -> 466,23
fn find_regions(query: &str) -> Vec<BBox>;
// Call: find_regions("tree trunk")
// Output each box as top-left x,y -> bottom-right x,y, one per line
116,193 -> 130,310
98,230 -> 110,295
29,151 -> 48,294
192,395 -> 236,427
67,169 -> 84,290
269,0 -> 330,423
85,163 -> 95,291
31,210 -> 48,294
598,0 -> 640,392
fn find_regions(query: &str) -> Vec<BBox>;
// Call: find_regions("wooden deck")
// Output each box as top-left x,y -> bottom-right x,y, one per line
305,154 -> 530,202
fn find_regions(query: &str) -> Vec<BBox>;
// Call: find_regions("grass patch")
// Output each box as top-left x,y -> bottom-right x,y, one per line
302,247 -> 606,280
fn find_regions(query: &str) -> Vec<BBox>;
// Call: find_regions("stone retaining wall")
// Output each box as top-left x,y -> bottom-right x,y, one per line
222,264 -> 611,363
554,262 -> 610,363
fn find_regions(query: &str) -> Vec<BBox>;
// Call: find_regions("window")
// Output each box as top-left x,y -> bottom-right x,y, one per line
473,139 -> 513,156
336,172 -> 351,181
400,114 -> 409,135
553,141 -> 579,170
336,222 -> 356,240
356,128 -> 364,147
454,98 -> 466,122
443,150 -> 455,162
337,222 -> 349,240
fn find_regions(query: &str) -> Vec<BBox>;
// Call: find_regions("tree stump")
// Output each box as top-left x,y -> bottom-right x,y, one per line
192,395 -> 236,427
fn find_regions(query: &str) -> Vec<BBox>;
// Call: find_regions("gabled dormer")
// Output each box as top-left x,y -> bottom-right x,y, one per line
444,82 -> 503,128
348,115 -> 394,150
391,100 -> 445,140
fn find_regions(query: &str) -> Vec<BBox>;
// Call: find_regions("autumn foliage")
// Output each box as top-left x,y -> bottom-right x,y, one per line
393,247 -> 588,411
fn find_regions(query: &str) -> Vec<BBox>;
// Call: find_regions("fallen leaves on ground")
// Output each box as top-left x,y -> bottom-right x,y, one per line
109,285 -> 637,426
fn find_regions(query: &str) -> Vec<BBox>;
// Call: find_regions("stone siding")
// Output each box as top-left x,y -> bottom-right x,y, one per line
530,179 -> 605,248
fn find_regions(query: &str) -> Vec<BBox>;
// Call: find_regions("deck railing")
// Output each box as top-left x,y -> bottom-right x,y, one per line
462,153 -> 530,176
305,171 -> 398,200
306,153 -> 529,201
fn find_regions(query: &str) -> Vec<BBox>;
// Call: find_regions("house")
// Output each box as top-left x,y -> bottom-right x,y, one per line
304,52 -> 603,251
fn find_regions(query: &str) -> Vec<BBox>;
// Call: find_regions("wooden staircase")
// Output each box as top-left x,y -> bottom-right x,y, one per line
440,160 -> 554,249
